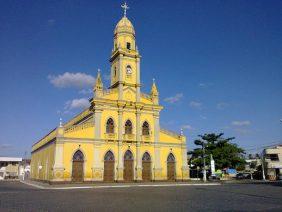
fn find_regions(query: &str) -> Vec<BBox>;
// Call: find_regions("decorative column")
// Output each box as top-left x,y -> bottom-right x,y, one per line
117,108 -> 124,181
53,120 -> 65,182
153,112 -> 162,180
135,108 -> 142,181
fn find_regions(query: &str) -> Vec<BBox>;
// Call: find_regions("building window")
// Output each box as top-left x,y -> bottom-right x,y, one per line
114,67 -> 117,77
142,121 -> 150,135
73,150 -> 84,161
167,153 -> 175,162
106,118 -> 115,134
125,120 -> 133,134
126,65 -> 132,75
104,151 -> 115,161
126,42 -> 131,50
124,150 -> 133,160
142,152 -> 151,161
266,154 -> 279,161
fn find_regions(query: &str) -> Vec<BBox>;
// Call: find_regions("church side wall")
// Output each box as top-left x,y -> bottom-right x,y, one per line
30,142 -> 55,181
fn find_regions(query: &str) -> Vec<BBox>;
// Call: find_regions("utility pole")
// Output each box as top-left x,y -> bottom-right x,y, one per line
202,144 -> 207,182
261,151 -> 266,181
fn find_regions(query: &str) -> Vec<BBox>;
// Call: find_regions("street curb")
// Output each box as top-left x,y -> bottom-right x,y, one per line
20,180 -> 221,190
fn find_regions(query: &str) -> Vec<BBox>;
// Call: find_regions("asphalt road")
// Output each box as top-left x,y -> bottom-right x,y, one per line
0,181 -> 282,211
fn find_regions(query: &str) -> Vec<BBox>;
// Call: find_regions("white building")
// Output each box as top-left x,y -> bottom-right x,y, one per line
0,157 -> 23,180
263,145 -> 282,180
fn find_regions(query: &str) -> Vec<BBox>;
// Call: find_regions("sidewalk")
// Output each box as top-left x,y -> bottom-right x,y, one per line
20,179 -> 221,190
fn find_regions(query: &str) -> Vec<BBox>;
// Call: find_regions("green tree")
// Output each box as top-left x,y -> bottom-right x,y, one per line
189,133 -> 245,170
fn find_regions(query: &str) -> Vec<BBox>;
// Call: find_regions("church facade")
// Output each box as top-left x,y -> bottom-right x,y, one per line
31,6 -> 189,183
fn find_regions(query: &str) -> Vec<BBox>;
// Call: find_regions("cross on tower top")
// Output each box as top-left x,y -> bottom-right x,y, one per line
121,2 -> 129,17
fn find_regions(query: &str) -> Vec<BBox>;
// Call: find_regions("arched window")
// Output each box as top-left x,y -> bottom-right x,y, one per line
126,42 -> 131,50
104,151 -> 115,161
106,118 -> 114,134
126,65 -> 132,75
142,121 -> 150,135
142,152 -> 151,161
73,150 -> 84,161
125,120 -> 132,134
124,150 -> 133,160
167,153 -> 175,162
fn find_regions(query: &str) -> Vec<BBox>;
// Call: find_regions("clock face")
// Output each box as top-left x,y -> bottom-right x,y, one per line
126,66 -> 132,74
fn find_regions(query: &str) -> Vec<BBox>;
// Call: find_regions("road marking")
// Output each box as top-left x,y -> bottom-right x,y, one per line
20,181 -> 220,190
20,180 -> 46,189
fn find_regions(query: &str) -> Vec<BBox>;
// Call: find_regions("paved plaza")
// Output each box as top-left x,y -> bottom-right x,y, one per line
0,181 -> 282,211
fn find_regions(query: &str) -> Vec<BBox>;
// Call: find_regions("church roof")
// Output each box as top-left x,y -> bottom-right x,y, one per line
114,16 -> 135,35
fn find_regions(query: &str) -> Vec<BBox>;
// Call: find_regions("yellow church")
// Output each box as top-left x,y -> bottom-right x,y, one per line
31,3 -> 189,183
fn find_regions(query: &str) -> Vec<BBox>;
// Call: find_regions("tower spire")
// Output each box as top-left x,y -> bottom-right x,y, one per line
121,2 -> 129,17
94,69 -> 103,98
151,78 -> 159,105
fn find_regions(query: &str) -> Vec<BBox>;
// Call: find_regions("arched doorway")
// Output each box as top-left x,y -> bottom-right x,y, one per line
142,152 -> 151,181
123,150 -> 134,181
72,150 -> 84,182
104,151 -> 115,182
167,153 -> 176,181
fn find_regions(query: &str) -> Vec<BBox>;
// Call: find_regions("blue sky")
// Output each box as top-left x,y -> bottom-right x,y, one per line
0,0 -> 281,157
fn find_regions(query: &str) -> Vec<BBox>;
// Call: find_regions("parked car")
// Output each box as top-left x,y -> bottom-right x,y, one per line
236,173 -> 251,180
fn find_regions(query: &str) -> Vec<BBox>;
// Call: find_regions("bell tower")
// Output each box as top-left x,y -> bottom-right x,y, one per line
109,2 -> 141,102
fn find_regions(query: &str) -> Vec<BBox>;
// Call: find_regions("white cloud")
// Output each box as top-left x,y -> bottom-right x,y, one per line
198,82 -> 213,88
217,102 -> 229,110
64,98 -> 90,112
233,128 -> 251,135
189,101 -> 202,109
0,144 -> 13,150
182,125 -> 194,130
164,93 -> 183,103
47,19 -> 56,26
79,89 -> 92,95
200,115 -> 207,120
48,72 -> 95,88
231,120 -> 251,126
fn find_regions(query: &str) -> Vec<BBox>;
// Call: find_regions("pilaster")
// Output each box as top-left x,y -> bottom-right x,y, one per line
135,109 -> 142,180
118,55 -> 123,100
181,142 -> 190,180
94,107 -> 102,139
92,144 -> 103,181
153,112 -> 162,180
136,58 -> 141,102
117,109 -> 124,181
53,139 -> 64,181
